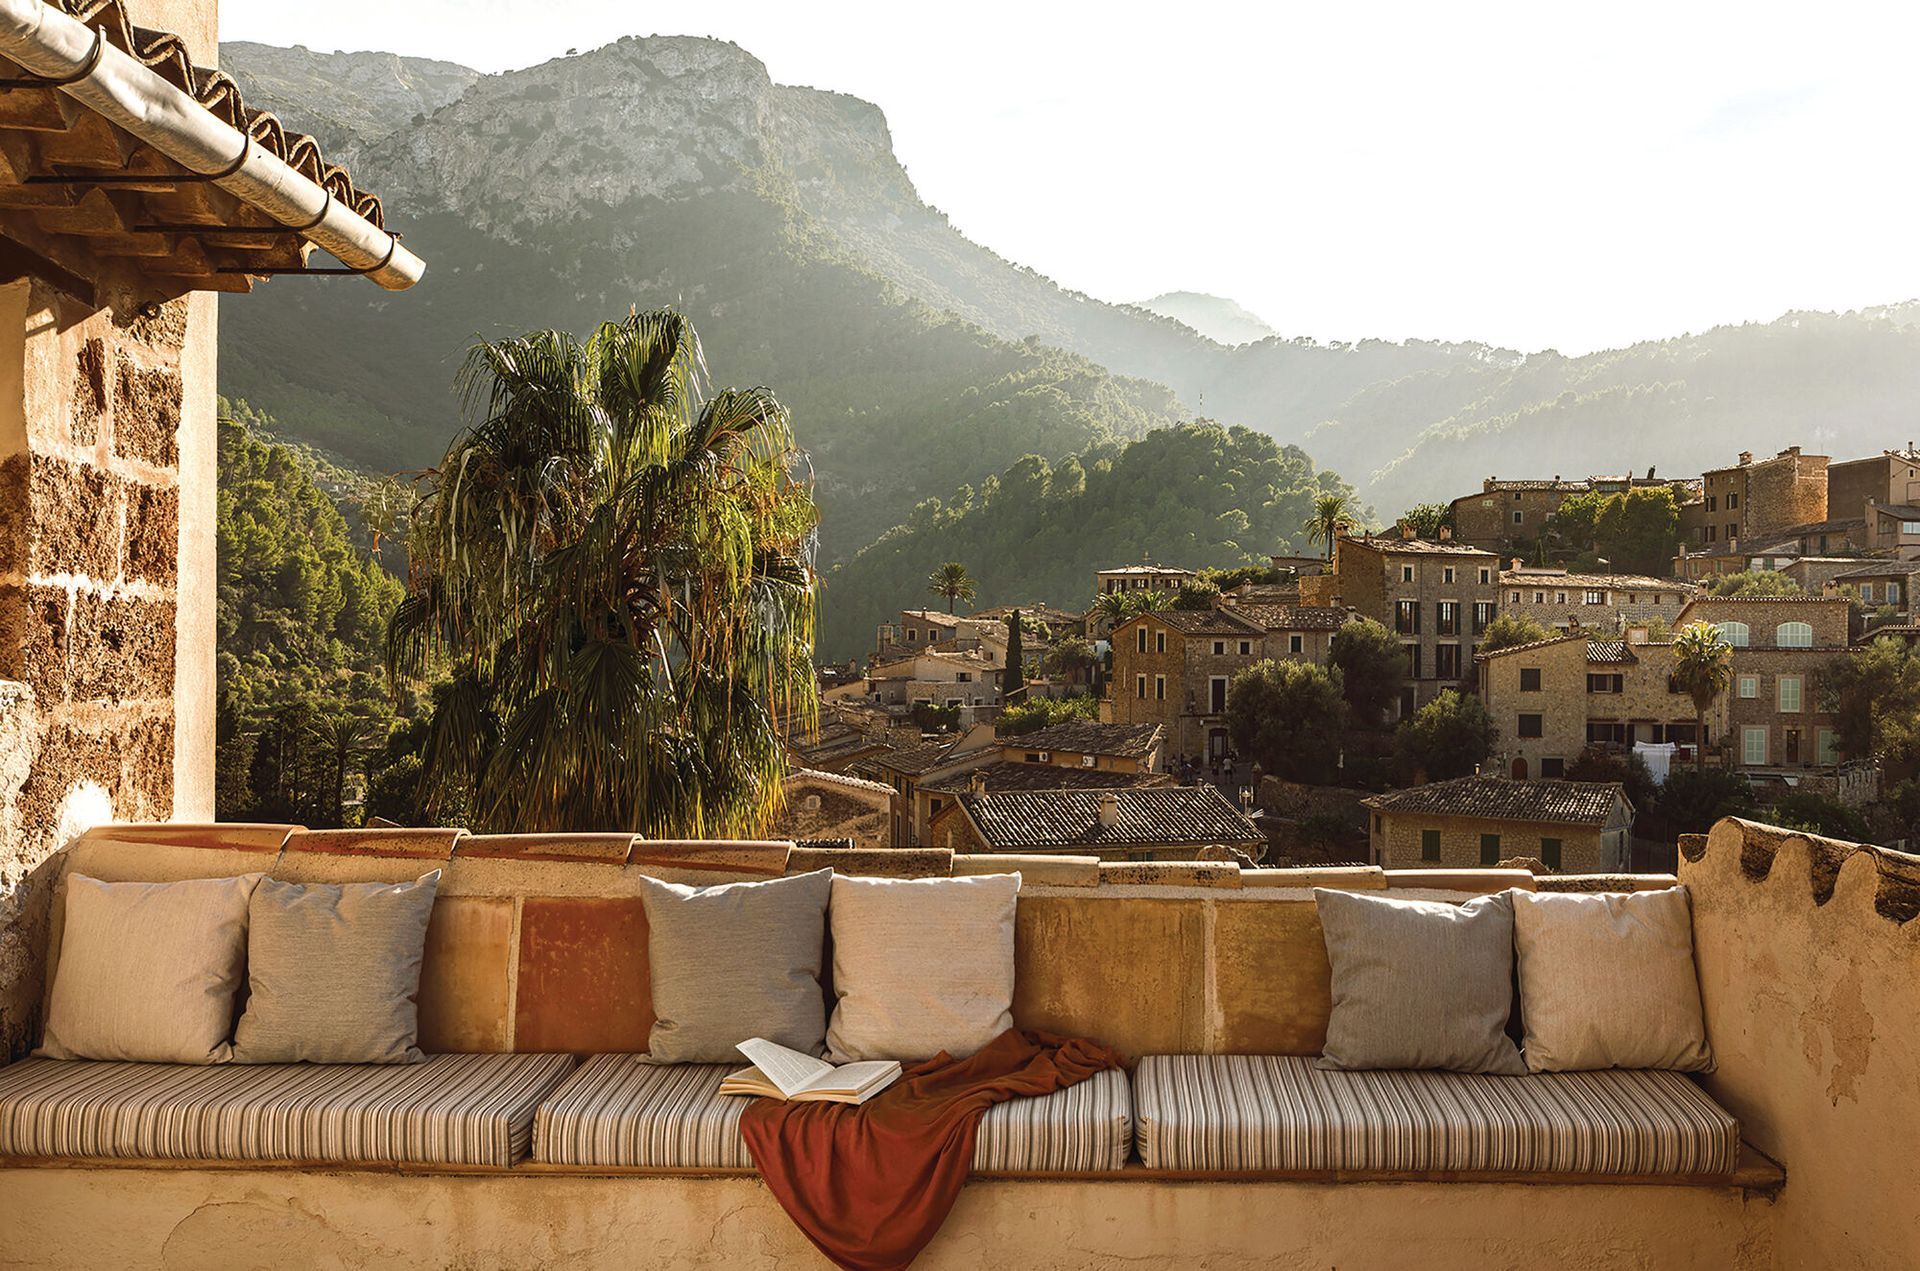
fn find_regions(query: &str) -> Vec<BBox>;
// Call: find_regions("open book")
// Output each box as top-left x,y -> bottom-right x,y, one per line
719,1037 -> 901,1105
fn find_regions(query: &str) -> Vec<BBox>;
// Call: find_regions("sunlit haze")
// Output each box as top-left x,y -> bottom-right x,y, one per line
224,0 -> 1920,353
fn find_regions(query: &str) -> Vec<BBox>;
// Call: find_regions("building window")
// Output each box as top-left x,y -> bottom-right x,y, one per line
1239,640 -> 1253,656
956,672 -> 971,683
1289,634 -> 1304,654
1405,644 -> 1422,679
1443,567 -> 1455,584
1511,591 -> 1522,604
1706,496 -> 1717,513
1421,829 -> 1441,862
1155,675 -> 1166,701
1479,567 -> 1492,585
1540,757 -> 1565,778
906,627 -> 918,641
1742,726 -> 1768,766
1587,721 -> 1628,745
1584,590 -> 1605,605
1555,591 -> 1567,605
1213,640 -> 1226,655
1778,675 -> 1802,713
1540,837 -> 1563,870
1209,676 -> 1229,713
1817,728 -> 1838,765
1136,675 -> 1147,699
1533,591 -> 1545,604
1512,510 -> 1523,525
1586,673 -> 1623,693
1479,833 -> 1501,865
1728,492 -> 1739,509
1518,713 -> 1544,738
1905,521 -> 1920,534
1738,675 -> 1758,699
1436,602 -> 1459,635
1717,621 -> 1750,647
1396,600 -> 1421,634
1775,621 -> 1813,648
1860,583 -> 1877,604
1402,564 -> 1415,582
1472,602 -> 1494,634
1156,630 -> 1166,653
1520,668 -> 1542,691
1024,753 -> 1042,764
1137,627 -> 1147,652
1435,644 -> 1461,680
1890,583 -> 1903,606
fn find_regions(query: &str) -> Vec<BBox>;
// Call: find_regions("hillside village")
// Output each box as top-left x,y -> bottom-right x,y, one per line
787,442 -> 1920,871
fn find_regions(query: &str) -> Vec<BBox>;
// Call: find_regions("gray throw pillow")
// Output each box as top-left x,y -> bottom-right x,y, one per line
637,868 -> 833,1062
232,871 -> 442,1065
1314,887 -> 1526,1075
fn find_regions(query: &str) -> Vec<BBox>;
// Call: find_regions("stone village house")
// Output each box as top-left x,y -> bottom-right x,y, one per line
0,0 -> 422,1054
1362,775 -> 1634,873
1671,594 -> 1851,772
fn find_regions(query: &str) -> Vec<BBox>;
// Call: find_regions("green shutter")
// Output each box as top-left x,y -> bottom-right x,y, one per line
1541,837 -> 1563,870
1421,829 -> 1441,862
1480,833 -> 1500,866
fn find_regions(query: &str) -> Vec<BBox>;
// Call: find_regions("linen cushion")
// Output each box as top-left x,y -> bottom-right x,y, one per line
1511,886 -> 1712,1072
1133,1054 -> 1740,1175
0,1052 -> 576,1167
826,872 -> 1020,1062
636,868 -> 833,1062
39,872 -> 263,1064
1313,887 -> 1526,1074
231,871 -> 441,1065
532,1053 -> 1132,1171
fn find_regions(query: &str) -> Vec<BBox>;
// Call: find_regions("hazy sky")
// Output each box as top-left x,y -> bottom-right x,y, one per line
223,1 -> 1920,354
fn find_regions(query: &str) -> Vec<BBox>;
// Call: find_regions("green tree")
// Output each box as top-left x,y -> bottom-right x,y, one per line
1305,492 -> 1354,560
1592,486 -> 1682,575
1327,618 -> 1402,728
1394,690 -> 1498,781
1045,636 -> 1099,684
1704,569 -> 1804,598
1476,612 -> 1555,654
1565,745 -> 1658,817
1770,791 -> 1870,841
1398,502 -> 1452,538
1226,659 -> 1347,783
926,561 -> 977,614
1002,609 -> 1026,704
1641,768 -> 1756,840
1173,578 -> 1222,610
387,310 -> 819,836
1671,622 -> 1734,770
1820,635 -> 1920,775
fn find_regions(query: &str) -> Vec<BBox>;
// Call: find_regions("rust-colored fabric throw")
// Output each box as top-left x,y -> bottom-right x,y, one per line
740,1029 -> 1123,1271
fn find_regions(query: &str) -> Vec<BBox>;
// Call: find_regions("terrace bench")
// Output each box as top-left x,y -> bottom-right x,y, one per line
0,823 -> 1786,1270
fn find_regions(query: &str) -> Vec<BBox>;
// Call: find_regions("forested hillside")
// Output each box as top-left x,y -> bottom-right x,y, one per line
823,423 -> 1353,655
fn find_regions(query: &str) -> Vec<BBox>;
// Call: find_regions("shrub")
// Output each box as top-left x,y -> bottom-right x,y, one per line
1226,659 -> 1347,784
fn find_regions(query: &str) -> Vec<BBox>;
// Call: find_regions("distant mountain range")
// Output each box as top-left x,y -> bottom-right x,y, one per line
220,37 -> 1920,655
1136,292 -> 1277,346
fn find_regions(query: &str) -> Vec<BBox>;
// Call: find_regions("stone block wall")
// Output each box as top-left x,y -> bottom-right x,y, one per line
0,273 -> 213,1059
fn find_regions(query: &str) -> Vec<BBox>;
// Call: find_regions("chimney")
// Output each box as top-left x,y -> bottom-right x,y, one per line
1097,791 -> 1119,828
1398,521 -> 1416,540
1511,557 -> 1523,571
968,770 -> 987,795
1438,525 -> 1453,542
1738,451 -> 1753,466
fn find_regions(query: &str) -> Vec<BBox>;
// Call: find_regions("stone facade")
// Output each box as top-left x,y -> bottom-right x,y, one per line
1674,596 -> 1850,771
1303,535 -> 1499,718
1498,568 -> 1694,633
1825,449 -> 1920,523
1479,635 -> 1717,779
1366,807 -> 1630,874
1448,479 -> 1588,552
768,769 -> 892,848
1680,447 -> 1829,551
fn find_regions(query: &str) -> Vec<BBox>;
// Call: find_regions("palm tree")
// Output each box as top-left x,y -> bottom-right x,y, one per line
1306,492 -> 1353,560
926,561 -> 977,614
1671,622 -> 1733,770
1046,636 -> 1099,687
387,310 -> 819,836
307,713 -> 376,829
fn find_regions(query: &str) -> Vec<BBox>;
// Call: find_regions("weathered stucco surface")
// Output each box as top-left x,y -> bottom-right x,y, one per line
1686,819 -> 1920,1270
0,1169 -> 1770,1271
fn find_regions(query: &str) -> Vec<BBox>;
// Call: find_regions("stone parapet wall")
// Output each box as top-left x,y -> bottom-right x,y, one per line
1684,818 -> 1920,1269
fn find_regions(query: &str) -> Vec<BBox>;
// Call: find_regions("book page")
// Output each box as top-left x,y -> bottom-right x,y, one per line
800,1060 -> 899,1095
736,1037 -> 833,1098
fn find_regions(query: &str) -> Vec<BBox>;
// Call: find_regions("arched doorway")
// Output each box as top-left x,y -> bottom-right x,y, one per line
1510,756 -> 1529,780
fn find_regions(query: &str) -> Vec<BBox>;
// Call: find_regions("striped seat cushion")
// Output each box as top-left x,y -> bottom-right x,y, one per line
1134,1055 -> 1741,1176
0,1052 -> 576,1167
534,1055 -> 1133,1172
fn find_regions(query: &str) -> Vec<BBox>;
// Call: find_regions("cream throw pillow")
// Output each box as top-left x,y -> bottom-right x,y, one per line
1512,886 -> 1713,1072
825,873 -> 1021,1062
39,872 -> 263,1064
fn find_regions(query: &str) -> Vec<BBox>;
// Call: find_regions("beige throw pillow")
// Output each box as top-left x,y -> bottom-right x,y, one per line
1512,886 -> 1712,1072
232,872 -> 442,1065
825,873 -> 1021,1062
39,872 -> 263,1064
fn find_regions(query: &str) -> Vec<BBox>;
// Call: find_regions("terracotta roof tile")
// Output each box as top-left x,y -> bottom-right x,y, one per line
921,761 -> 1171,797
1000,721 -> 1164,759
1362,776 -> 1629,825
959,786 -> 1262,850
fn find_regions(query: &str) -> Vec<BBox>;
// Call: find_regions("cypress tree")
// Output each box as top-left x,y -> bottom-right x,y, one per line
1003,609 -> 1025,705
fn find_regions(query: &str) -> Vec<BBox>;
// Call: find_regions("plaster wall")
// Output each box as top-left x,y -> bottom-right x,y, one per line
1686,820 -> 1920,1270
0,1167 -> 1772,1271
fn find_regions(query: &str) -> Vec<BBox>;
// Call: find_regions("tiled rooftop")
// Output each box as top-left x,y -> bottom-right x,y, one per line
1834,560 -> 1920,578
958,786 -> 1263,849
1502,569 -> 1694,591
1232,603 -> 1350,631
1586,639 -> 1634,664
1125,608 -> 1268,636
920,761 -> 1170,797
1362,776 -> 1628,825
1001,721 -> 1164,759
1342,536 -> 1498,557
